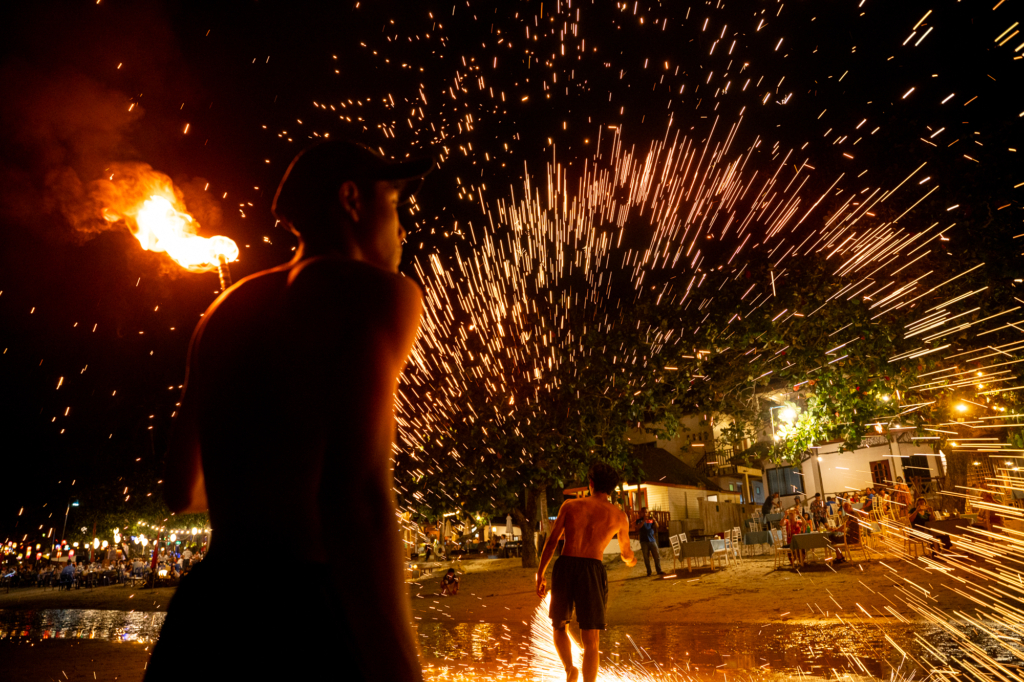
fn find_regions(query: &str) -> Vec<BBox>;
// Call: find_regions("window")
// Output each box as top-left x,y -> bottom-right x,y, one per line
767,465 -> 804,496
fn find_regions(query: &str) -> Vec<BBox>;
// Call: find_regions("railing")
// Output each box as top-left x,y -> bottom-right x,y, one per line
697,448 -> 734,478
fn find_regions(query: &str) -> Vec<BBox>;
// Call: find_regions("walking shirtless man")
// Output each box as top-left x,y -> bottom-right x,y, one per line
149,140 -> 430,681
536,462 -> 637,682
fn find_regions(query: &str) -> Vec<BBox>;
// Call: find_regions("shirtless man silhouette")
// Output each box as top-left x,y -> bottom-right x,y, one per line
147,141 -> 430,681
536,461 -> 637,682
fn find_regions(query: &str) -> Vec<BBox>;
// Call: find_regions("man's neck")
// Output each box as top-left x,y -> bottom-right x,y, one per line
291,233 -> 364,265
592,492 -> 610,503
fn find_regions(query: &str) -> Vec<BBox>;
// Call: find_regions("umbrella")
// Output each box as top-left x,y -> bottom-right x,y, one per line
505,514 -> 514,538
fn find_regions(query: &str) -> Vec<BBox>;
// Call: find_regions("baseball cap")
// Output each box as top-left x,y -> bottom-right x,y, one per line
272,140 -> 432,230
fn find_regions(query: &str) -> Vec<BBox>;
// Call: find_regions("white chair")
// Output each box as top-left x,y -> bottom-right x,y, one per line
677,533 -> 706,568
711,537 -> 730,568
669,534 -> 683,572
727,527 -> 743,560
770,529 -> 792,570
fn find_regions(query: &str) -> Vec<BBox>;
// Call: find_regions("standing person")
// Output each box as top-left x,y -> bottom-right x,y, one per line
634,507 -> 664,577
536,462 -> 637,682
893,477 -> 913,518
180,546 -> 192,571
781,508 -> 805,567
153,141 -> 431,681
760,493 -> 775,519
810,493 -> 826,531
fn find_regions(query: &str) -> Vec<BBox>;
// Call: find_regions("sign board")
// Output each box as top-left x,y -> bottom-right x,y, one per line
736,466 -> 762,477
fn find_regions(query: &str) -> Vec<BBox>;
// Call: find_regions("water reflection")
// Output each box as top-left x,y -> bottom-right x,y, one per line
0,608 -> 165,643
1,608 -> 1016,680
419,620 -> 1018,680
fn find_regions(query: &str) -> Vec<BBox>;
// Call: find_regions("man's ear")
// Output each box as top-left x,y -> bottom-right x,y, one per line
338,180 -> 362,222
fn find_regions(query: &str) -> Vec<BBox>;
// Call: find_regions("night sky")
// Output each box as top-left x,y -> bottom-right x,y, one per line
1,0 -> 1020,542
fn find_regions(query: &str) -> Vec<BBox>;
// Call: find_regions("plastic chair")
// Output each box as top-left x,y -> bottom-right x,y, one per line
728,527 -> 743,560
669,534 -> 682,572
771,530 -> 792,570
710,538 -> 730,568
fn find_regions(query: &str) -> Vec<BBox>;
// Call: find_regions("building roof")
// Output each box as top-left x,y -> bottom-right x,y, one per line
632,444 -> 722,490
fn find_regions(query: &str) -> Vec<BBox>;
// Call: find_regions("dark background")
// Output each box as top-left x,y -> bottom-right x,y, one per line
1,0 -> 1020,541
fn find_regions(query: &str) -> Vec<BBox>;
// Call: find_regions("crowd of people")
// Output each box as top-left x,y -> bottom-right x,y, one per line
760,475 -> 1009,566
1,544 -> 203,590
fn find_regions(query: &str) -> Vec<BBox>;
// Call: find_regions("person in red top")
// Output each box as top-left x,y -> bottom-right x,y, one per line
782,508 -> 806,566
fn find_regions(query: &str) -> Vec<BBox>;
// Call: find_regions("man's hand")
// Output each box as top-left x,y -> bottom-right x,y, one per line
536,573 -> 547,599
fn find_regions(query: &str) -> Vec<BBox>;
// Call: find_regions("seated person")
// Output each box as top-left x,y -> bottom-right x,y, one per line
826,503 -> 863,564
801,511 -> 815,531
977,489 -> 1004,533
439,568 -> 460,596
909,497 -> 952,550
60,559 -> 76,587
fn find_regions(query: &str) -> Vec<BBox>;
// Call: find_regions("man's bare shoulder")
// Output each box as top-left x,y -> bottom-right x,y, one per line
288,257 -> 421,302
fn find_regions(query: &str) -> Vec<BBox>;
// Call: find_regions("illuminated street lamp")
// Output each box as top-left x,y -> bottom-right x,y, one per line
769,404 -> 799,441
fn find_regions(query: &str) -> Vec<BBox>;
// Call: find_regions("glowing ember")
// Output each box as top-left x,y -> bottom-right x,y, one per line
129,195 -> 238,273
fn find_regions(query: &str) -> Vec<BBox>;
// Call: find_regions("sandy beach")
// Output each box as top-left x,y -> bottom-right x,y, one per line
0,545 -> 978,680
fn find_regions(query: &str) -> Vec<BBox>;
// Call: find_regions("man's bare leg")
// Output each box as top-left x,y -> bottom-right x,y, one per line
581,629 -> 601,682
552,624 -> 579,682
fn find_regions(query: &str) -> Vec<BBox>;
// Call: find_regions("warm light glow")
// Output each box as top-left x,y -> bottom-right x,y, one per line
779,407 -> 797,423
131,195 -> 239,272
956,403 -> 968,412
169,533 -> 177,542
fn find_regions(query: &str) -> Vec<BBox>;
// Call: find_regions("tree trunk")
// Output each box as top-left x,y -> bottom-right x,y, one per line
535,488 -> 550,559
513,484 -> 547,569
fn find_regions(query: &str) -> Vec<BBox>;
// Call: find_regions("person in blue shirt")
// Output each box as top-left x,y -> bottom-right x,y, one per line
634,508 -> 664,577
60,559 -> 75,589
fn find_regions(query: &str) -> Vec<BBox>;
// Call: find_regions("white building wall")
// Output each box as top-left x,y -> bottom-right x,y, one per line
645,485 -> 670,515
793,439 -> 944,500
642,485 -> 703,520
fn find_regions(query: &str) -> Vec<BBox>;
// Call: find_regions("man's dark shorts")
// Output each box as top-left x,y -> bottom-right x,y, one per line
548,555 -> 608,630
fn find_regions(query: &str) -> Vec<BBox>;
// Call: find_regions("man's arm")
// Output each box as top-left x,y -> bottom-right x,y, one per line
536,505 -> 567,597
618,511 -> 637,565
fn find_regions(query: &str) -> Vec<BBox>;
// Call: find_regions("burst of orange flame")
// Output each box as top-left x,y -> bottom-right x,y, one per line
94,164 -> 239,273
128,195 -> 238,273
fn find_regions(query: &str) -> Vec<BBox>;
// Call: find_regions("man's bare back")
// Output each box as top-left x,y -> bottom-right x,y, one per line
556,496 -> 631,561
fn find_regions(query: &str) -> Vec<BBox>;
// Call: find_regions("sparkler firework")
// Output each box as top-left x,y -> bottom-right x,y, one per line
1,1 -> 1022,680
